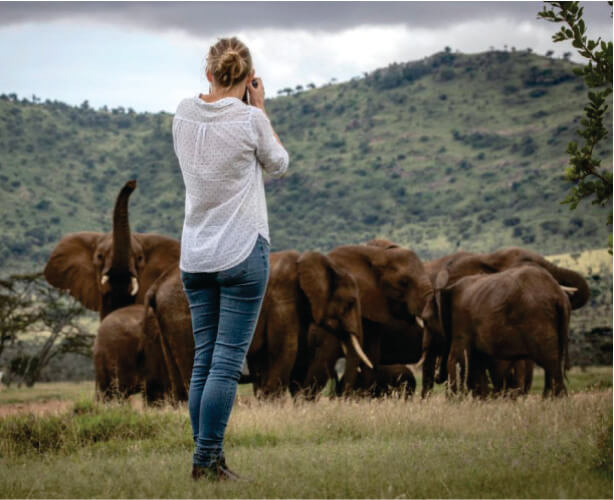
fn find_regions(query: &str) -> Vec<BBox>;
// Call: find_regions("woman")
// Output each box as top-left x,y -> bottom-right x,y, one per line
172,37 -> 289,481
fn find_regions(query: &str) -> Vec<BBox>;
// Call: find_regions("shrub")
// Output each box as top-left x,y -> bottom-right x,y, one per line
529,88 -> 548,98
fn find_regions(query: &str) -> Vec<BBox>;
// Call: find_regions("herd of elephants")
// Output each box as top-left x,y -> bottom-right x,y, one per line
43,181 -> 590,403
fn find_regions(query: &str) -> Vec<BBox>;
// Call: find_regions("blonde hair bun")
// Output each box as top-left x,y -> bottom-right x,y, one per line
207,38 -> 252,89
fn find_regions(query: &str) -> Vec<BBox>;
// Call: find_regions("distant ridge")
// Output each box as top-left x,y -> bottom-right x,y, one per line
0,49 -> 611,275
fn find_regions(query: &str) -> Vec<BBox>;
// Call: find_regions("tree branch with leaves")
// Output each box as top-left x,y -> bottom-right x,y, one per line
538,1 -> 613,249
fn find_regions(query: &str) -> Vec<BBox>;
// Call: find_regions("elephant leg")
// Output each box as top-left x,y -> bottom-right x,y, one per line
541,354 -> 566,397
523,360 -> 535,394
492,362 -> 505,395
543,370 -> 553,398
358,328 -> 381,391
447,343 -> 469,395
552,364 -> 567,397
259,309 -> 299,399
468,356 -> 489,399
302,337 -> 341,400
421,350 -> 438,398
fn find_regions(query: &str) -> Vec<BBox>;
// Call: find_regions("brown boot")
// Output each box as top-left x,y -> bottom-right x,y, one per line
191,458 -> 242,482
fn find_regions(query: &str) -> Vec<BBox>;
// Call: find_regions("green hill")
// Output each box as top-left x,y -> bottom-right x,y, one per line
0,49 -> 612,276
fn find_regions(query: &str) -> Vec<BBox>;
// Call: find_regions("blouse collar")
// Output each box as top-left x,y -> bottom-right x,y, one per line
193,95 -> 244,108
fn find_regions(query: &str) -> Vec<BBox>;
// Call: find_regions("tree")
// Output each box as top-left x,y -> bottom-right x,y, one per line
538,1 -> 613,249
24,273 -> 91,386
0,272 -> 92,386
0,275 -> 38,359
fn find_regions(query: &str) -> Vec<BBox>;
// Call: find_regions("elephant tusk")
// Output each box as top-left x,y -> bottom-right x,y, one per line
131,277 -> 139,296
560,285 -> 577,295
350,334 -> 374,369
100,275 -> 109,285
416,316 -> 425,328
340,342 -> 348,356
414,352 -> 427,369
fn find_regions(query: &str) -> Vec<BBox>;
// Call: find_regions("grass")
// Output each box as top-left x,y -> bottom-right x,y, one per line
0,367 -> 611,498
0,381 -> 95,405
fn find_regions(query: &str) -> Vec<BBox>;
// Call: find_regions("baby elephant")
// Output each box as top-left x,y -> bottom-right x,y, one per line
427,265 -> 571,397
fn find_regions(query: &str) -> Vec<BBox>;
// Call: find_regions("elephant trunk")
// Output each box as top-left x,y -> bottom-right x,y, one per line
111,180 -> 137,272
541,260 -> 590,310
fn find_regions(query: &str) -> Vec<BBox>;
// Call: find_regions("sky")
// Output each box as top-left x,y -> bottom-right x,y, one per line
0,1 -> 612,113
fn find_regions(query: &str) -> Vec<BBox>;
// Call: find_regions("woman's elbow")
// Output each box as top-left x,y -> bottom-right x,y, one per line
267,153 -> 289,179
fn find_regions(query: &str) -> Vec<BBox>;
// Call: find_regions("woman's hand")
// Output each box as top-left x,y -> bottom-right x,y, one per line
248,77 -> 265,110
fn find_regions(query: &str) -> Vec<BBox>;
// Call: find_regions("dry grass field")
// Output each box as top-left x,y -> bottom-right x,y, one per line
0,367 -> 611,498
547,248 -> 612,275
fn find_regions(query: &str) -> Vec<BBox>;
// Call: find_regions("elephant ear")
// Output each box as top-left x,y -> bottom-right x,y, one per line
297,251 -> 333,324
132,233 -> 180,303
44,232 -> 103,311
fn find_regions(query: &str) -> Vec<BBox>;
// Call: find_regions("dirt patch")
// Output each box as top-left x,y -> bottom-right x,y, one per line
0,400 -> 72,418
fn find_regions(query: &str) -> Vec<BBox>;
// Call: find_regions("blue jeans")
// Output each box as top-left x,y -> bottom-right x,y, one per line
180,234 -> 269,467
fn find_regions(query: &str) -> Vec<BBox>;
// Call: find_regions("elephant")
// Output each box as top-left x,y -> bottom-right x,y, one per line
143,266 -> 193,402
423,265 -> 571,397
44,180 -> 180,319
419,246 -> 588,397
94,305 -> 141,400
142,250 -> 374,402
325,244 -> 433,392
45,180 -> 179,402
94,293 -> 174,404
335,361 -> 417,399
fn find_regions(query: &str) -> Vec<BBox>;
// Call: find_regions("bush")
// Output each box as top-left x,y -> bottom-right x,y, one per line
529,89 -> 548,98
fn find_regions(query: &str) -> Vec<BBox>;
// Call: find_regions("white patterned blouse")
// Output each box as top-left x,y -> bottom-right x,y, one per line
172,96 -> 289,273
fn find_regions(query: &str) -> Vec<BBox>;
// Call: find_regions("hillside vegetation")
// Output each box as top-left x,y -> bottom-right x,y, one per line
0,49 -> 612,276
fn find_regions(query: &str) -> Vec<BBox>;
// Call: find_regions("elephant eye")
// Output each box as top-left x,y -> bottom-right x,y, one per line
96,253 -> 103,261
137,255 -> 144,262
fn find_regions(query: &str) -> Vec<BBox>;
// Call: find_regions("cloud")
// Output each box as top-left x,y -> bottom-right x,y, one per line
0,2 -> 611,112
0,1 -> 611,39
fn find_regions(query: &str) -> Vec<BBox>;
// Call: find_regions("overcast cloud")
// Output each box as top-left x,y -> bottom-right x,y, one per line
1,1 -> 611,35
0,1 -> 611,112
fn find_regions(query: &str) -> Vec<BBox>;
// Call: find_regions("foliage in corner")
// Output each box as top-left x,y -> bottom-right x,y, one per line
538,1 -> 613,250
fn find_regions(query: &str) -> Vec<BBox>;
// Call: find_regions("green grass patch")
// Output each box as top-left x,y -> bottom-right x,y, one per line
0,368 -> 611,498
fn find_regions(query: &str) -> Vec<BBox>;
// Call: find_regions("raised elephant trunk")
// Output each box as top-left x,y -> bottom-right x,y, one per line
111,180 -> 137,272
541,260 -> 590,310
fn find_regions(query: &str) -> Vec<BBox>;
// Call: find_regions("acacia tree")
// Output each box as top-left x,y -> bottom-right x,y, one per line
0,272 -> 92,386
538,1 -> 613,248
0,275 -> 38,359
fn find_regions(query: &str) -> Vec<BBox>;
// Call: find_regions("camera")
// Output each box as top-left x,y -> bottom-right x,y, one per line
242,79 -> 259,104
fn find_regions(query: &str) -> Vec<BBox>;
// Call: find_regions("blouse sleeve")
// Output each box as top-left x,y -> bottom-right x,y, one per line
251,108 -> 289,178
